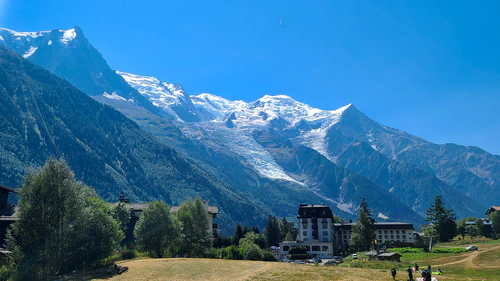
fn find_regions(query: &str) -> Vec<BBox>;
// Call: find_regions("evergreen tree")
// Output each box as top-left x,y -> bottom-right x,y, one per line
176,197 -> 212,257
7,159 -> 123,280
350,198 -> 376,251
113,202 -> 131,233
251,226 -> 260,234
264,215 -> 281,248
243,225 -> 250,235
426,196 -> 457,242
233,224 -> 244,245
134,201 -> 179,258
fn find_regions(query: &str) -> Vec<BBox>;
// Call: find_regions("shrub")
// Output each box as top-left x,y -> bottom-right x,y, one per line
204,248 -> 221,259
262,250 -> 277,262
243,244 -> 263,260
122,249 -> 139,260
221,246 -> 243,260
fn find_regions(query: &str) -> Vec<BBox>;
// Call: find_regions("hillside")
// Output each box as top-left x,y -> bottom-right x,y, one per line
2,25 -> 497,224
0,46 -> 268,232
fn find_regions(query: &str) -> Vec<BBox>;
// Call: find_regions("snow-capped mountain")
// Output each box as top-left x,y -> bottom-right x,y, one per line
116,70 -> 494,219
0,27 -> 77,58
2,26 -> 496,227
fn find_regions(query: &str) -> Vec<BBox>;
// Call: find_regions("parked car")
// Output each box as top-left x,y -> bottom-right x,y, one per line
294,260 -> 305,264
324,260 -> 336,266
333,256 -> 343,263
466,245 -> 478,251
352,253 -> 358,259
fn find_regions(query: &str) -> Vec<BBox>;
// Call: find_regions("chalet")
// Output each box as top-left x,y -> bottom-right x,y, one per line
0,184 -> 17,246
486,206 -> 500,216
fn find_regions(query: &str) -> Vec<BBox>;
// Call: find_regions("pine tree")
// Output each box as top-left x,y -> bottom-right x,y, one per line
251,226 -> 260,234
234,224 -> 244,245
426,196 -> 457,242
350,198 -> 376,251
264,215 -> 281,248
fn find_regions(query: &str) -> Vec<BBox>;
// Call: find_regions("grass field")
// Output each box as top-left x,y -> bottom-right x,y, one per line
74,239 -> 500,281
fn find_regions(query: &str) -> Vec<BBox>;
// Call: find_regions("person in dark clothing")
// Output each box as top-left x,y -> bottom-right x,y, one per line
427,265 -> 432,279
407,266 -> 414,281
414,263 -> 419,272
391,267 -> 397,280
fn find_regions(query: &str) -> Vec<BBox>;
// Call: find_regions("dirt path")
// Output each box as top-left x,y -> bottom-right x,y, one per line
234,262 -> 270,281
439,244 -> 500,267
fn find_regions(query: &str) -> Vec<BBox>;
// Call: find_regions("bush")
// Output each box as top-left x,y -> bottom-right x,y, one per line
204,248 -> 221,259
244,244 -> 263,261
262,250 -> 277,261
221,246 -> 243,260
121,249 -> 139,260
289,254 -> 308,260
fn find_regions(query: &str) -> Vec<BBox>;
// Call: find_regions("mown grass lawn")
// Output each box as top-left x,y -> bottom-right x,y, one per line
73,239 -> 500,281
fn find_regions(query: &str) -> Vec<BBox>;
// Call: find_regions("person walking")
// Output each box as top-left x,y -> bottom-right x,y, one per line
391,267 -> 397,280
427,265 -> 432,280
406,265 -> 414,281
414,263 -> 419,272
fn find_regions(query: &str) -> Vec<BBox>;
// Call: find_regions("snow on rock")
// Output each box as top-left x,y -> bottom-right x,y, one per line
182,123 -> 303,185
103,92 -> 127,101
117,71 -> 192,114
60,28 -> 76,45
23,46 -> 38,58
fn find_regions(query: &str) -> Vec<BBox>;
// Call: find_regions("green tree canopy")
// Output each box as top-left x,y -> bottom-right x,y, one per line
490,211 -> 500,237
350,198 -> 376,251
113,202 -> 131,233
134,201 -> 179,258
8,158 -> 123,280
175,197 -> 212,257
426,196 -> 457,242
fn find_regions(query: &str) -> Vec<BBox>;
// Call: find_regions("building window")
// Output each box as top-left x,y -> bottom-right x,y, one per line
385,235 -> 388,239
396,235 -> 400,240
304,238 -> 308,241
283,246 -> 290,251
303,231 -> 307,236
323,223 -> 328,229
390,230 -> 393,234
384,230 -> 388,234
396,230 -> 399,234
390,235 -> 394,239
323,231 -> 328,236
402,230 -> 405,234
312,246 -> 321,251
322,210 -> 326,215
378,231 -> 381,234
322,246 -> 328,251
402,235 -> 406,239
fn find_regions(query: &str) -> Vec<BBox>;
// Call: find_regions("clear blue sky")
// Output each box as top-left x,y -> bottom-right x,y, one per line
2,0 -> 500,155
